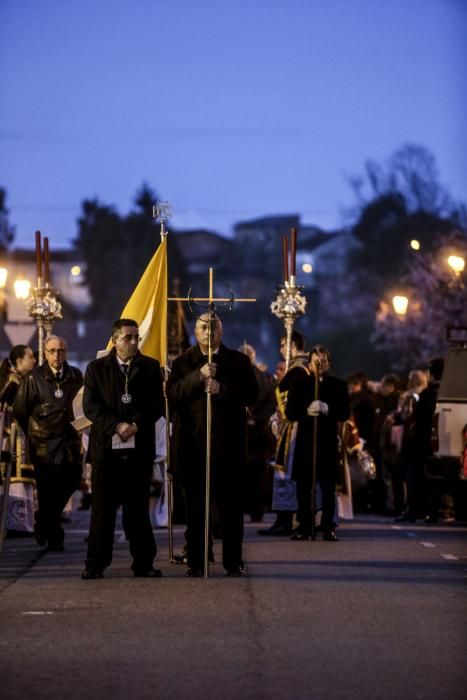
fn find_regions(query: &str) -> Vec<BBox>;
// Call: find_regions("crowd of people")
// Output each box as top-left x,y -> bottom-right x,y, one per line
0,318 -> 456,580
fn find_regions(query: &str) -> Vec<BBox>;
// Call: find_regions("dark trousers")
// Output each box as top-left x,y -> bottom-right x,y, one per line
180,466 -> 244,572
296,465 -> 336,533
86,452 -> 156,573
34,462 -> 81,547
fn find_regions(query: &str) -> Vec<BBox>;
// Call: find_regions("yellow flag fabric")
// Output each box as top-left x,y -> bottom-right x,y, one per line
107,237 -> 167,365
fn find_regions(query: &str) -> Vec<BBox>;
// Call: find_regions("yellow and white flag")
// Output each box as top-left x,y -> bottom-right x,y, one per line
108,237 -> 167,365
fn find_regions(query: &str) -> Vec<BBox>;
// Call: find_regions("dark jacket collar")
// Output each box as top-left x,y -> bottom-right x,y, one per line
40,360 -> 72,382
103,347 -> 142,373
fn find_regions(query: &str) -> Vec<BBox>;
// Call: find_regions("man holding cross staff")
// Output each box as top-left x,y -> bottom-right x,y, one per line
167,273 -> 258,578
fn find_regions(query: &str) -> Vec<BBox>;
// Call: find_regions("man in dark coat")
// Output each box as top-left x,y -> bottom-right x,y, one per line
285,345 -> 350,541
81,318 -> 164,579
13,335 -> 83,551
168,312 -> 258,577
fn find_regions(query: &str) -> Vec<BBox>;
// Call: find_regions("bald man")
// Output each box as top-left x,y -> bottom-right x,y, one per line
168,313 -> 258,576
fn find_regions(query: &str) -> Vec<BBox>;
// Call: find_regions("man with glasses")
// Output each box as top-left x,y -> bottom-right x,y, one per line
13,335 -> 83,551
81,318 -> 164,579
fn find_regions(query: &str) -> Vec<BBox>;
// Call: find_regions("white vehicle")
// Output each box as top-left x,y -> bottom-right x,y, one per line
433,346 -> 467,477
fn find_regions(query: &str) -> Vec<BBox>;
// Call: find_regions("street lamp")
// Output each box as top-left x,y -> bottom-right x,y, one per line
447,254 -> 465,277
392,295 -> 409,316
14,278 -> 31,300
0,267 -> 7,324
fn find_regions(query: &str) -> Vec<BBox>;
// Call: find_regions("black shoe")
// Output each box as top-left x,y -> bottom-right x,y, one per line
290,531 -> 310,541
186,568 -> 202,577
394,508 -> 416,523
173,551 -> 188,565
226,567 -> 244,577
81,568 -> 104,580
47,543 -> 65,552
424,513 -> 439,524
323,530 -> 338,542
133,568 -> 163,578
34,528 -> 47,547
257,525 -> 292,536
174,549 -> 214,564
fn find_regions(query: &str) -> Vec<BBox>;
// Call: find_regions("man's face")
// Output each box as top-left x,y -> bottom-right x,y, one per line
195,314 -> 222,352
280,339 -> 296,360
380,382 -> 395,397
310,351 -> 330,376
45,339 -> 67,371
348,382 -> 361,395
113,325 -> 140,361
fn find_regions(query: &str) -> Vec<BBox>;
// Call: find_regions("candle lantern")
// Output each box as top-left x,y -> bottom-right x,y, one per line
26,232 -> 62,363
271,227 -> 307,370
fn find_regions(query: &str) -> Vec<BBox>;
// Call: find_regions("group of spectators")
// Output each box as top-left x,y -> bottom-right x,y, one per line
347,359 -> 450,523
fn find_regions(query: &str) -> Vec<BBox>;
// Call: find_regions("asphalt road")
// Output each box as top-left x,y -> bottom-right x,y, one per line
1,512 -> 466,700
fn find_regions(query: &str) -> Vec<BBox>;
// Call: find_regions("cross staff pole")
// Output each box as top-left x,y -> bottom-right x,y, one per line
310,357 -> 320,541
169,267 -> 255,579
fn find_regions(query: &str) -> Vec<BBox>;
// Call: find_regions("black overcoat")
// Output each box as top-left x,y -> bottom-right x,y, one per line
168,343 -> 259,477
83,348 -> 164,465
285,372 -> 350,479
13,361 -> 83,466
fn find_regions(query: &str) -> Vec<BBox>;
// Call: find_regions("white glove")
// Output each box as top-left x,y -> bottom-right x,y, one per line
307,400 -> 329,416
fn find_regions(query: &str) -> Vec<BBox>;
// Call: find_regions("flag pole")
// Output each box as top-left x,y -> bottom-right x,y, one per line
153,202 -> 175,563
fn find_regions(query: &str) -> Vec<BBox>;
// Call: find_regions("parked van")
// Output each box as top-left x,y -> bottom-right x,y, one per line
433,346 -> 467,473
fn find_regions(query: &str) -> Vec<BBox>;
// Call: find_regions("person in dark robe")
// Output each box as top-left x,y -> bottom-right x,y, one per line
0,345 -> 36,536
81,318 -> 164,579
258,330 -> 309,536
238,343 -> 277,523
13,336 -> 82,551
285,345 -> 350,541
167,312 -> 258,577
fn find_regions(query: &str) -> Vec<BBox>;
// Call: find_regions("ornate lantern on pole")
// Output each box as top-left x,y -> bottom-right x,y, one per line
25,231 -> 62,363
270,227 -> 307,370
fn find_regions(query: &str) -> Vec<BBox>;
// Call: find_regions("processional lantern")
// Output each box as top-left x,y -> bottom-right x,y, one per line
270,227 -> 307,370
25,231 -> 62,363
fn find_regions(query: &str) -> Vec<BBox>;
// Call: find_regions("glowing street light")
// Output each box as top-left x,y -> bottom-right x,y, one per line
14,278 -> 31,300
410,239 -> 420,251
392,295 -> 409,316
447,254 -> 465,277
302,263 -> 313,273
0,267 -> 7,289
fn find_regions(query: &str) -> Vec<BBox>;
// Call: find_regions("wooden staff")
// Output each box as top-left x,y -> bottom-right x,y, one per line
310,355 -> 320,541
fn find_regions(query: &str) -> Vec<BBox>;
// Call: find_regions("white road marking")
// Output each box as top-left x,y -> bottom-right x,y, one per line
440,553 -> 458,561
21,611 -> 54,615
420,542 -> 436,548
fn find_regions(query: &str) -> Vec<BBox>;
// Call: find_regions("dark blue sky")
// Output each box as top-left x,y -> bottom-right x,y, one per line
1,0 -> 466,249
